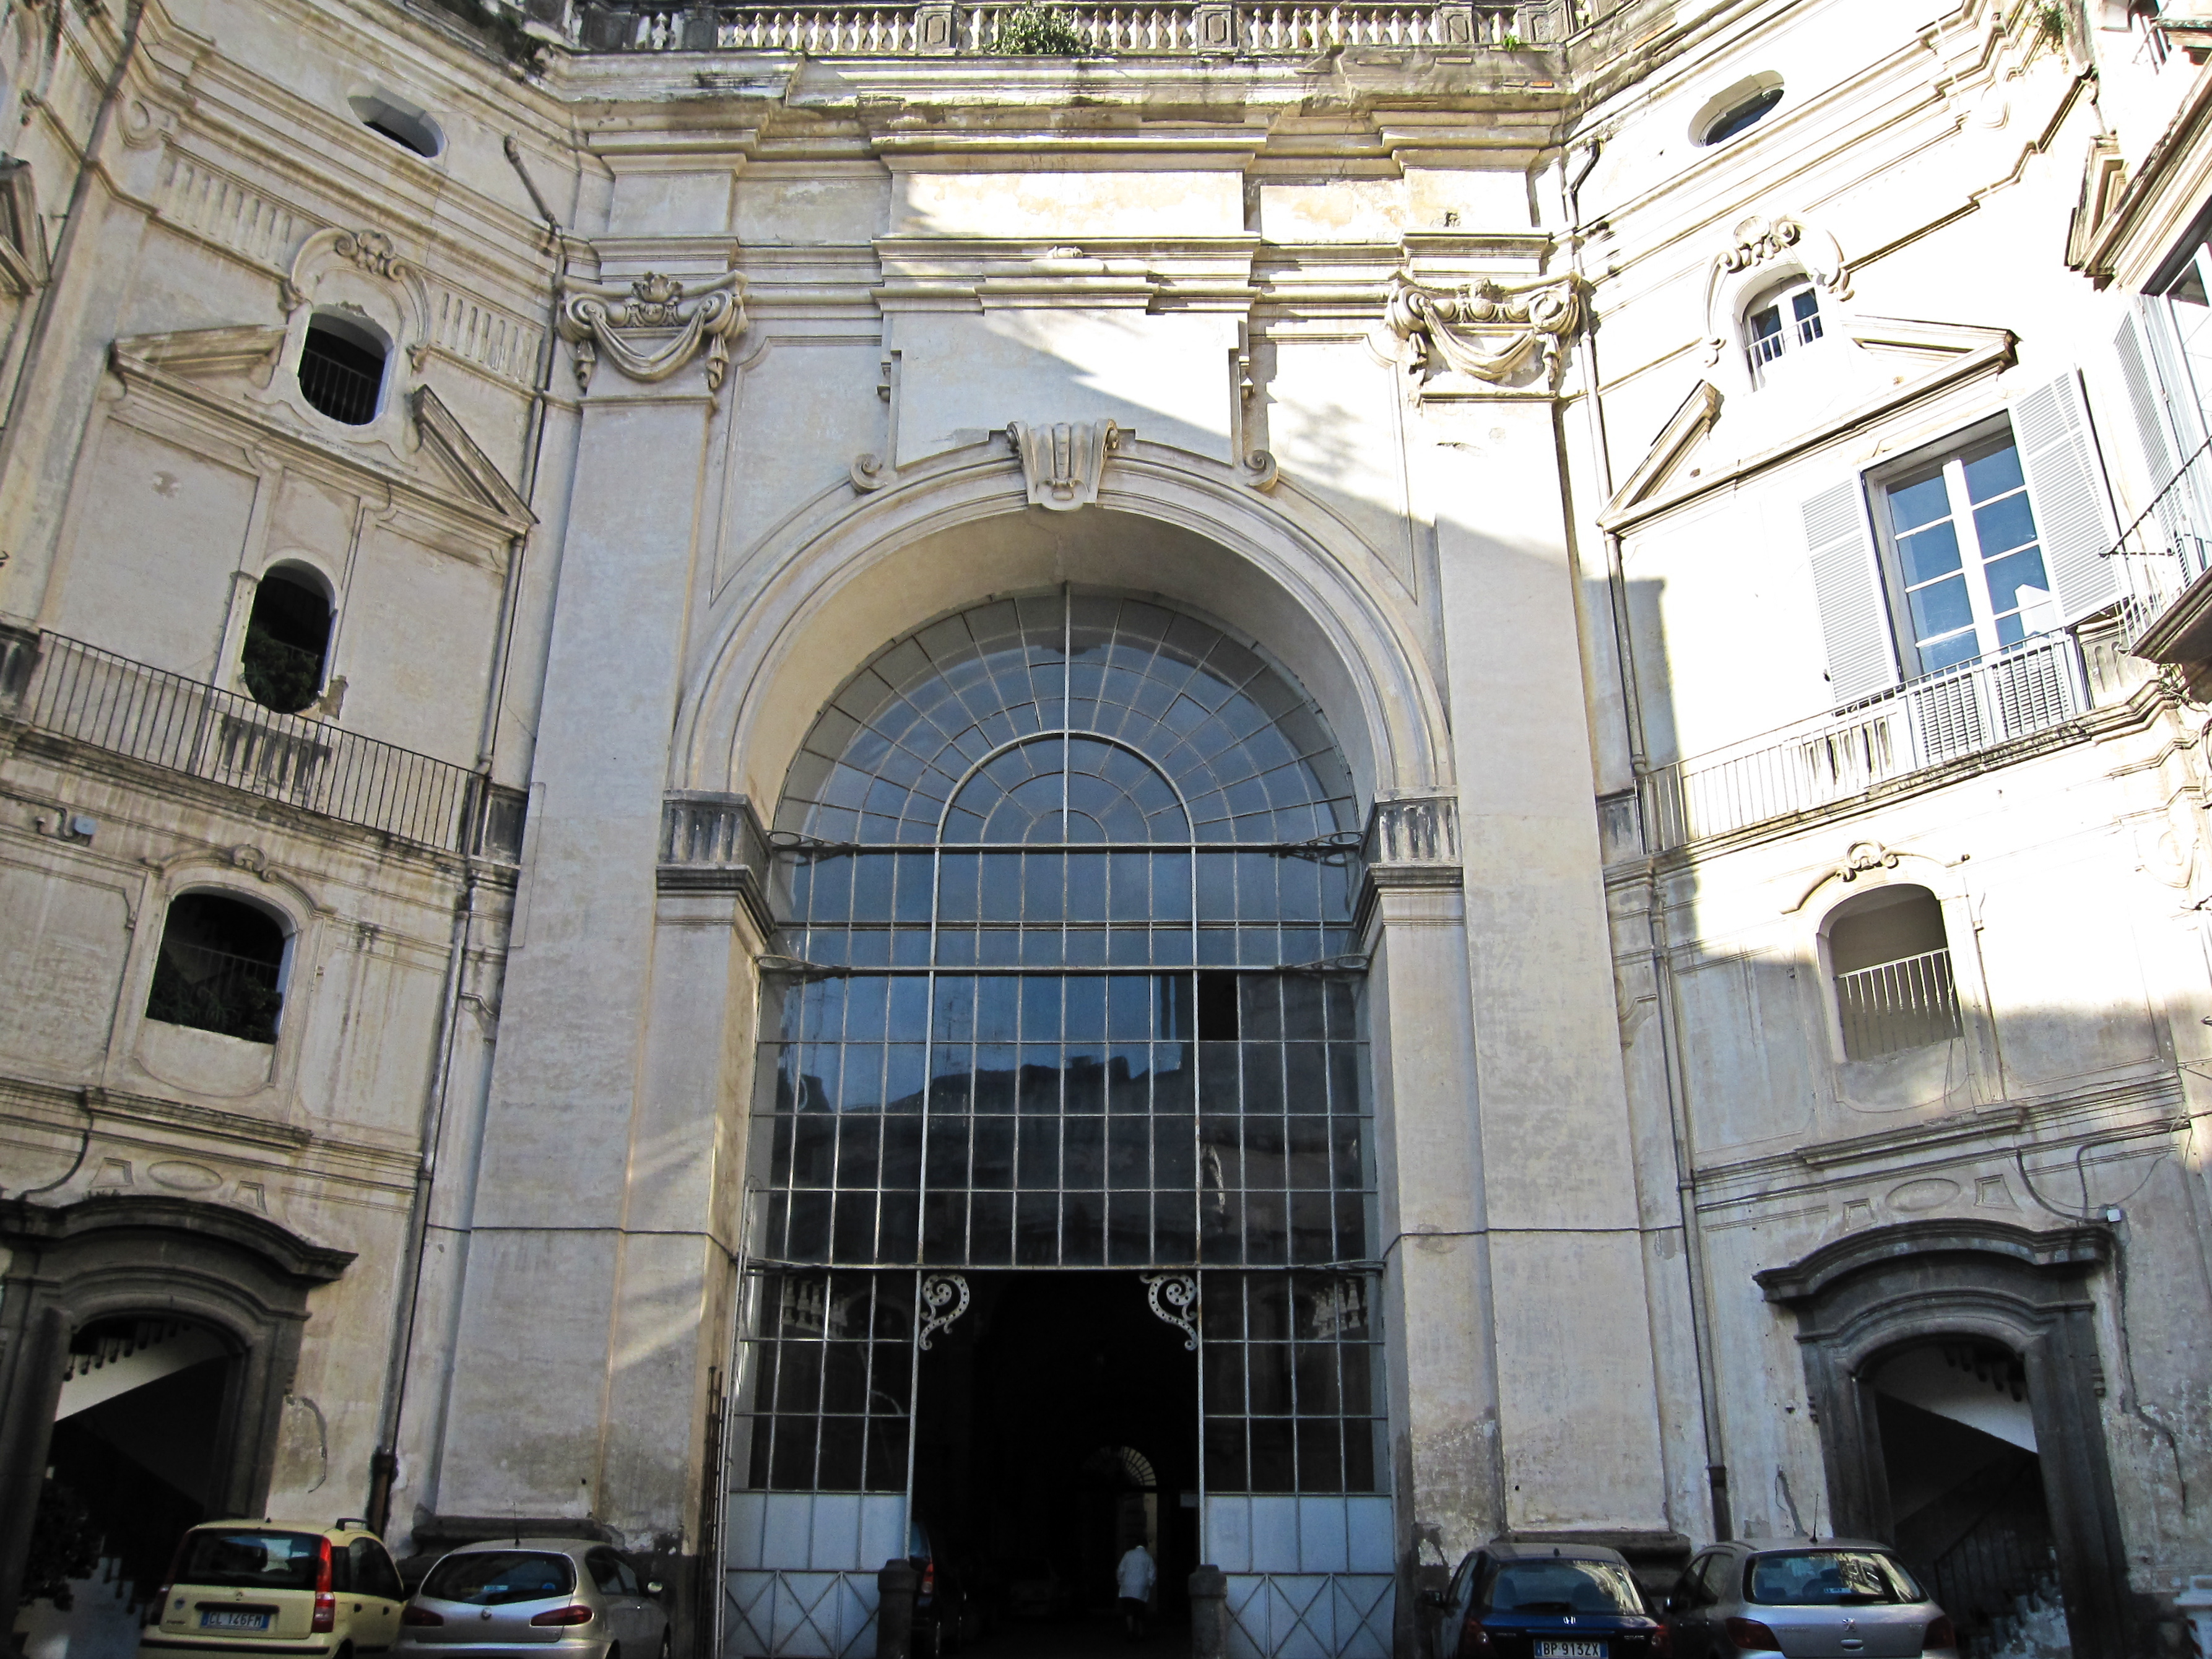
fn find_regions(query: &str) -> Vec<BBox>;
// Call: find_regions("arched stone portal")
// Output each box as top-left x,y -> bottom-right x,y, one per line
1757,1220 -> 2132,1657
0,1196 -> 355,1639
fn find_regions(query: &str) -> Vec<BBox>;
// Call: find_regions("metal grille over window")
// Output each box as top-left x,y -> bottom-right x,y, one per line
145,892 -> 287,1044
1828,886 -> 1962,1060
298,316 -> 384,425
735,1271 -> 914,1493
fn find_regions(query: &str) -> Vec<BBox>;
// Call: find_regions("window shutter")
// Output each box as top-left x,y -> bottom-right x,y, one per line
2013,369 -> 2120,623
1804,479 -> 1898,706
2115,308 -> 2181,491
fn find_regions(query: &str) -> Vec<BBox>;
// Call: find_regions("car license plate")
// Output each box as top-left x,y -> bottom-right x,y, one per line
1533,1644 -> 1604,1659
200,1611 -> 271,1631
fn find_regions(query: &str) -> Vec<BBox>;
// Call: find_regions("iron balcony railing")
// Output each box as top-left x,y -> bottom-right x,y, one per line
4,630 -> 503,857
553,0 -> 1546,54
1834,947 -> 1961,1060
1639,630 -> 2089,851
2107,434 -> 2212,652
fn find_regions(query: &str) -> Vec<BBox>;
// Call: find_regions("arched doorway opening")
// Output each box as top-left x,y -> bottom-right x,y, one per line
24,1318 -> 238,1656
1868,1338 -> 2064,1650
0,1198 -> 355,1647
724,590 -> 1391,1659
1756,1220 -> 2132,1658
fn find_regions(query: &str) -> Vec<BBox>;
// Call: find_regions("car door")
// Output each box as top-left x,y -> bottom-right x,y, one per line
1666,1554 -> 1719,1659
616,1557 -> 664,1653
352,1539 -> 406,1652
1447,1553 -> 1486,1659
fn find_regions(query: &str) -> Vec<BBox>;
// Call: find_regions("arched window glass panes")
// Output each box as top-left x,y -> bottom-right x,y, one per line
744,590 -> 1381,1496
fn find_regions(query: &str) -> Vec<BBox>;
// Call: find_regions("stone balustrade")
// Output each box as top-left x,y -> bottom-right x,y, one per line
544,0 -> 1566,54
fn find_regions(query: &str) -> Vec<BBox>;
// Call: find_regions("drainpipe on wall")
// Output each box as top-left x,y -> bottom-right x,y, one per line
365,142 -> 570,1540
1562,136 -> 1733,1543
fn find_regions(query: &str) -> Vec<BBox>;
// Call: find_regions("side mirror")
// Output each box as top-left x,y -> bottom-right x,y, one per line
646,1582 -> 663,1596
1420,1590 -> 1447,1609
1660,1594 -> 1685,1616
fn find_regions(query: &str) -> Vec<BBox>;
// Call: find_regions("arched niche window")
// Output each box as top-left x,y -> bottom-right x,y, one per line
1745,274 -> 1824,386
297,311 -> 386,426
240,565 -> 331,714
347,90 -> 442,159
145,891 -> 288,1044
1826,884 -> 1961,1059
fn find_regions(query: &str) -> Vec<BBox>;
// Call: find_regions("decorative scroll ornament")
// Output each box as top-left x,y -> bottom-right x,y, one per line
1702,214 -> 1850,364
555,270 -> 747,394
1142,1273 -> 1199,1352
1377,272 -> 1582,391
917,1272 -> 971,1351
1007,419 -> 1122,511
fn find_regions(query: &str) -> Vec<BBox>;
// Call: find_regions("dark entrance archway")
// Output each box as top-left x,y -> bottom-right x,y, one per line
910,1273 -> 1199,1646
1756,1219 -> 2130,1657
0,1197 -> 355,1639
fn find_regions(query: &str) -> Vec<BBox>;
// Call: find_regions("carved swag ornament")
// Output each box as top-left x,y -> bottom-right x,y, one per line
555,270 -> 747,394
1377,272 -> 1582,392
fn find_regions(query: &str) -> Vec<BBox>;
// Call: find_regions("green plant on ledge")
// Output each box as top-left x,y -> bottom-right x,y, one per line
1497,32 -> 1523,48
991,4 -> 1092,54
2032,0 -> 2068,48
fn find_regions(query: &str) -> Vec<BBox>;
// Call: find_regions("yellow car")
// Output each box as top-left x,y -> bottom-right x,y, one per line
142,1520 -> 407,1659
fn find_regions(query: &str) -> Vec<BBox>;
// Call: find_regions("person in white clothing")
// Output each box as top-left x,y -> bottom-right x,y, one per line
1115,1541 -> 1156,1641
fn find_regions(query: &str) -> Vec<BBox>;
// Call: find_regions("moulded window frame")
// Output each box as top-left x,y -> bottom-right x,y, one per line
239,558 -> 339,714
1741,272 -> 1828,389
1690,72 -> 1785,147
141,884 -> 301,1046
1863,412 -> 2060,682
1808,873 -> 1992,1075
296,307 -> 391,428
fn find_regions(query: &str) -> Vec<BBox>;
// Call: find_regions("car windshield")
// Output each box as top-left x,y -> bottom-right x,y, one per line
1747,1551 -> 1921,1606
420,1552 -> 577,1606
177,1531 -> 324,1591
1485,1560 -> 1645,1616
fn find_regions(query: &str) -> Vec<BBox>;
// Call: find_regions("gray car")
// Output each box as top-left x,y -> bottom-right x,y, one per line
394,1540 -> 669,1659
1662,1540 -> 1959,1658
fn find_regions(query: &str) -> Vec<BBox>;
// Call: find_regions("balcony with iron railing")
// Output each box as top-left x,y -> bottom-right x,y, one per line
514,0 -> 1563,54
0,627 -> 524,862
2108,435 -> 2212,661
1639,627 -> 2093,852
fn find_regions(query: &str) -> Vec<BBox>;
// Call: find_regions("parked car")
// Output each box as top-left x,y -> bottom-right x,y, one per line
1660,1540 -> 1958,1657
1428,1540 -> 1667,1659
142,1519 -> 407,1659
904,1518 -> 980,1658
393,1538 -> 669,1659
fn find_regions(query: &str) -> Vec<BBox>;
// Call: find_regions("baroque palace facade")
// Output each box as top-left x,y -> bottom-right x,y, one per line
3,0 -> 2212,1653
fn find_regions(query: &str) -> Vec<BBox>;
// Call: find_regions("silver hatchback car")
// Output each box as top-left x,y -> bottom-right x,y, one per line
394,1540 -> 669,1659
1662,1540 -> 1959,1658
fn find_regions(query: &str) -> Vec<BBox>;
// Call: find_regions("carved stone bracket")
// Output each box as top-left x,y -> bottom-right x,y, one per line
1238,449 -> 1280,492
851,451 -> 893,492
1702,214 -> 1850,364
1364,794 -> 1462,868
918,1271 -> 971,1351
1142,1273 -> 1199,1351
1376,272 -> 1582,392
1008,419 -> 1122,510
1784,840 -> 1904,914
556,270 -> 747,394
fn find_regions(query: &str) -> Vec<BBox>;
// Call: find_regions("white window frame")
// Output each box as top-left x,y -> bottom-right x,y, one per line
1868,417 -> 2060,678
1743,275 -> 1825,388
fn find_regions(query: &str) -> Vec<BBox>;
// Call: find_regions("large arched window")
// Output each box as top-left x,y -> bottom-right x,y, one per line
737,590 -> 1382,1514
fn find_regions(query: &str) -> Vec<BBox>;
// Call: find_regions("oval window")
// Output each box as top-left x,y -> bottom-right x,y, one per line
349,90 -> 442,159
1693,75 -> 1784,146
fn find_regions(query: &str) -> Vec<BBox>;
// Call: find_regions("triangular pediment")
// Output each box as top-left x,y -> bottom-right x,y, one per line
1599,316 -> 2018,532
410,387 -> 534,529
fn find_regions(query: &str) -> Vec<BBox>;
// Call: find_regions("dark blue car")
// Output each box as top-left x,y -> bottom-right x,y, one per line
1428,1540 -> 1668,1658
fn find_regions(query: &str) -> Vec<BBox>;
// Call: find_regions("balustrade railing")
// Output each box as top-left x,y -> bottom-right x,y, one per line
1641,630 -> 2088,850
4,630 -> 496,857
1834,947 -> 1961,1060
553,0 -> 1546,53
